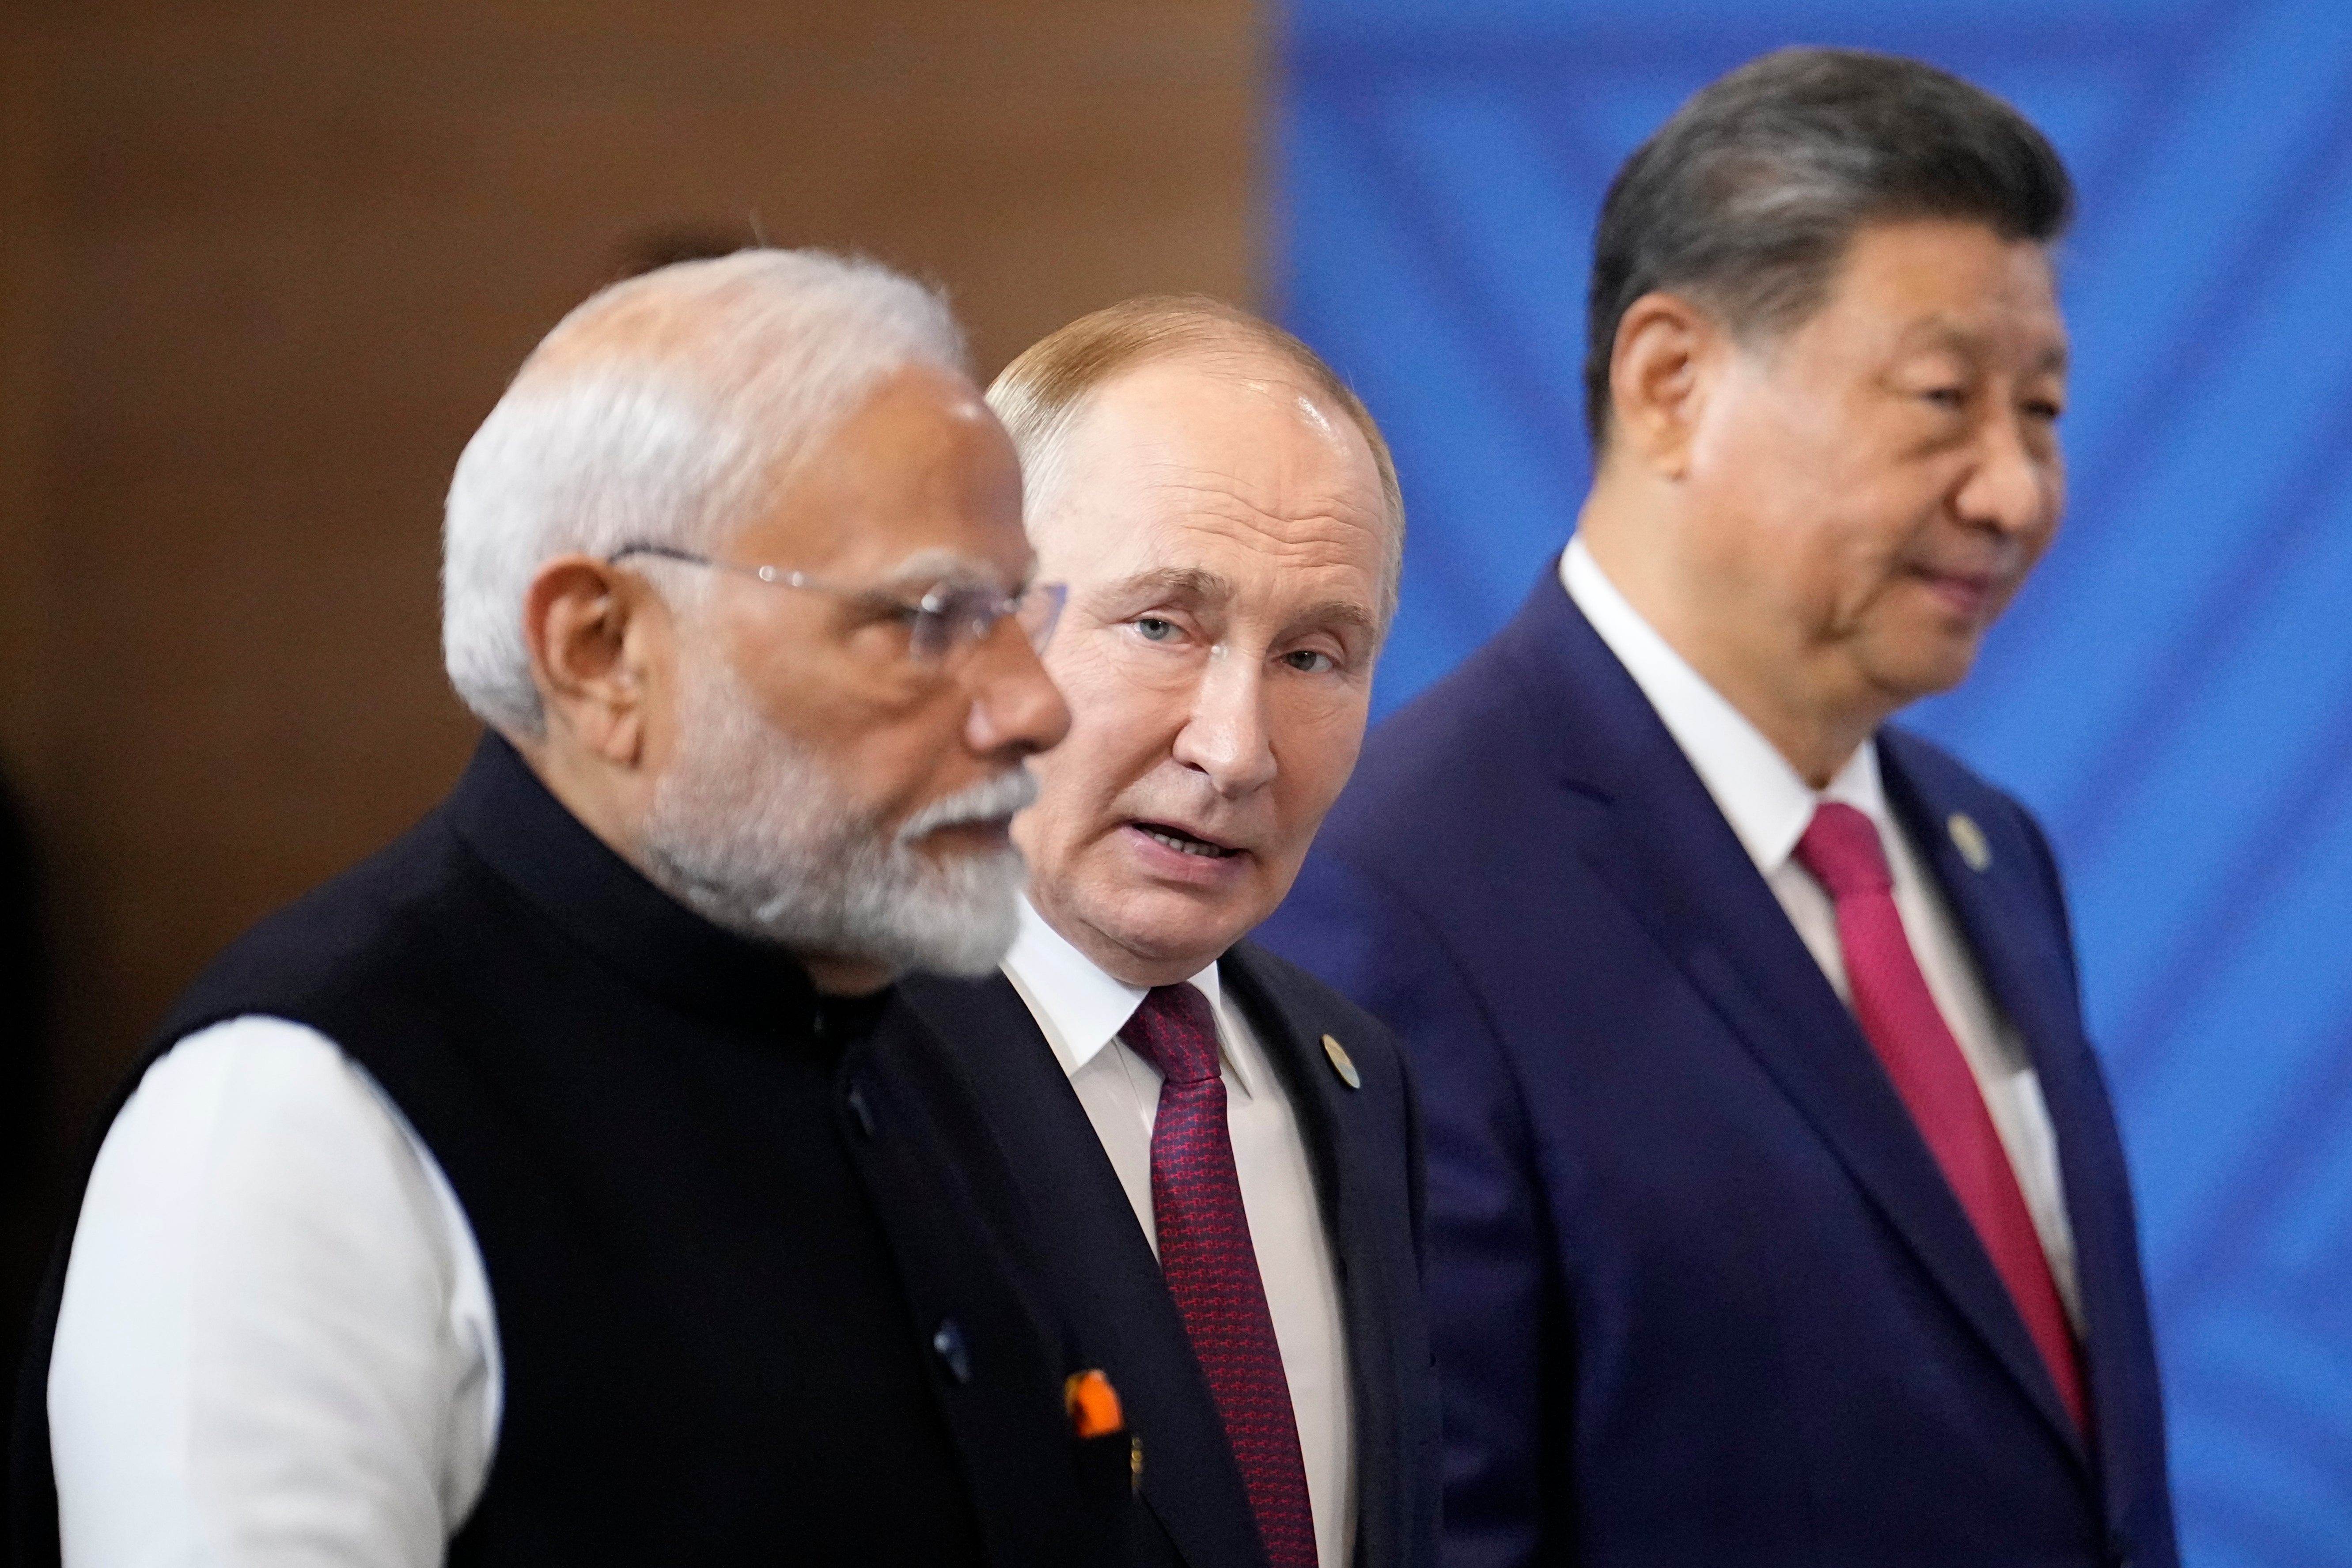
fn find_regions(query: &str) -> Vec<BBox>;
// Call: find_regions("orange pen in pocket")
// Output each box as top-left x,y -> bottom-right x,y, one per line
1063,1369 -> 1124,1439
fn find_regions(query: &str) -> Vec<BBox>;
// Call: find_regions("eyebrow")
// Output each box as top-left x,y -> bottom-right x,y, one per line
1292,598 -> 1379,636
876,546 -> 1033,591
1104,565 -> 1235,604
1104,566 -> 1378,636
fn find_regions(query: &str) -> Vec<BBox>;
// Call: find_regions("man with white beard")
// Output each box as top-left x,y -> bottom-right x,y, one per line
15,251 -> 1139,1568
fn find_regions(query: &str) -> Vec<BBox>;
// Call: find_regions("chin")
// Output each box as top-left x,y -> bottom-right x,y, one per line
1875,644 -> 1982,705
1098,888 -> 1259,977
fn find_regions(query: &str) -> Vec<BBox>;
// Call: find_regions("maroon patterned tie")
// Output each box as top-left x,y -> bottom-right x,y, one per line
1121,984 -> 1318,1568
1795,802 -> 2087,1432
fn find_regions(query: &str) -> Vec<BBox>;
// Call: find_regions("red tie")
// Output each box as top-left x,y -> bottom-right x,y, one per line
1794,802 -> 2088,1433
1121,984 -> 1318,1568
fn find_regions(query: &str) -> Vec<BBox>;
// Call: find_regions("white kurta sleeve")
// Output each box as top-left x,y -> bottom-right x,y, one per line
47,1015 -> 499,1568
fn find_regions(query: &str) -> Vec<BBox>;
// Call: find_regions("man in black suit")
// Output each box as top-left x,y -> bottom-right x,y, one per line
18,250 -> 1135,1566
903,297 -> 1439,1568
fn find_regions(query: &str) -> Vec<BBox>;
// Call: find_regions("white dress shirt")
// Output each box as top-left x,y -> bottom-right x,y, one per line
1561,537 -> 2082,1323
1001,899 -> 1356,1568
48,1016 -> 500,1567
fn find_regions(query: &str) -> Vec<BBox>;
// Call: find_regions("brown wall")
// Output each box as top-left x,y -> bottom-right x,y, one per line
0,0 -> 1259,1242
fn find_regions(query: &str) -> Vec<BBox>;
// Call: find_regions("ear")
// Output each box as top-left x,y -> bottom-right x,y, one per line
1607,291 -> 1725,481
521,554 -> 671,767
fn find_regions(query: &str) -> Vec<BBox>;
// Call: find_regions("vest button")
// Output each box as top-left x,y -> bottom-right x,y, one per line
932,1318 -> 973,1384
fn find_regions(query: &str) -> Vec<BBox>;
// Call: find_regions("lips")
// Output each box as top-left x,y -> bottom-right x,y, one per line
1131,820 -> 1242,860
1912,563 -> 2007,620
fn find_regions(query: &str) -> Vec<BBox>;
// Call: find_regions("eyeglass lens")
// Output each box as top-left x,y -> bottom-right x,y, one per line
907,583 -> 1063,661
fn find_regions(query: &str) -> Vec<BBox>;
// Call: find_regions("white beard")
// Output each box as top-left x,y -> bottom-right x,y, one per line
639,655 -> 1034,977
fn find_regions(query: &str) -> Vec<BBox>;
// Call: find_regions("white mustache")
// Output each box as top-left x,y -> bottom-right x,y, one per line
895,767 -> 1039,844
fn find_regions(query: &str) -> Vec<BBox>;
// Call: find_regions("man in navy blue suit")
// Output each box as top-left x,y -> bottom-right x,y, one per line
1259,49 -> 2177,1568
901,297 -> 1438,1568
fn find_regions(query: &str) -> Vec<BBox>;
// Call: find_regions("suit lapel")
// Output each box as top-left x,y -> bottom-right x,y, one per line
1879,736 -> 2142,1481
899,973 -> 1271,1568
1510,577 -> 2089,1467
1221,946 -> 1407,1568
1878,738 -> 2081,1083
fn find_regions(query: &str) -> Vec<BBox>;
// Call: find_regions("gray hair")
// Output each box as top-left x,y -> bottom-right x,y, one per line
1585,47 -> 2073,450
640,635 -> 1037,975
442,248 -> 967,735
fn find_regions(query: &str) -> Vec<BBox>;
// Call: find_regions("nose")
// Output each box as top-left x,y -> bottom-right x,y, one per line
963,619 -> 1071,759
1170,652 -> 1278,798
1955,408 -> 2062,540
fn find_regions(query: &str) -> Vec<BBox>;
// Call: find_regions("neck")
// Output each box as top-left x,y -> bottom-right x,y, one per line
798,953 -> 897,996
1578,486 -> 1889,791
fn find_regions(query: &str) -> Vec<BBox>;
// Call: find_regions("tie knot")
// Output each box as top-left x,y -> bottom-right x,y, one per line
1120,984 -> 1222,1086
1794,800 -> 1894,901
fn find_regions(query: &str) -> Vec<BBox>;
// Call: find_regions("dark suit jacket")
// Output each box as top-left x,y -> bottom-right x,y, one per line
902,941 -> 1442,1568
1255,568 -> 2178,1568
13,736 -> 1135,1568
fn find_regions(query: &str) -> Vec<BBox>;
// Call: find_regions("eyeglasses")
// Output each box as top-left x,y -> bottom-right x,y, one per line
609,542 -> 1066,664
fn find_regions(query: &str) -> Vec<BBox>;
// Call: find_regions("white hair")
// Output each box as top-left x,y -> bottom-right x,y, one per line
640,638 -> 1038,975
442,248 -> 967,735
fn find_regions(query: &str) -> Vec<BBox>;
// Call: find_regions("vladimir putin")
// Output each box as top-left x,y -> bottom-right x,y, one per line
905,298 -> 1439,1568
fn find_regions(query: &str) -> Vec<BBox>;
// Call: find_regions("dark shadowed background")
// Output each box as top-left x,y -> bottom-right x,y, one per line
0,1 -> 1260,1514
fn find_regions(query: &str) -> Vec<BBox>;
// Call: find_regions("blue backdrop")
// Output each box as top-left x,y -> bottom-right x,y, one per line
1277,2 -> 2352,1560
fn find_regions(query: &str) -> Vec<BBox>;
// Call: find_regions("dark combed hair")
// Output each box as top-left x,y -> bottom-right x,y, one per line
1583,47 -> 2074,449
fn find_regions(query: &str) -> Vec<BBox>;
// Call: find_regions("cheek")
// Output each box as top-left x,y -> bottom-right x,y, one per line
827,698 -> 979,821
1029,655 -> 1184,826
1269,699 -> 1368,829
1753,455 -> 1935,606
1042,637 -> 1141,729
2025,473 -> 2065,558
716,610 -> 879,746
1694,429 -> 1840,579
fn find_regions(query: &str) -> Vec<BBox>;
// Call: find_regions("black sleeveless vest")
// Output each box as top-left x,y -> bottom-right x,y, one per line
13,736 -> 1132,1565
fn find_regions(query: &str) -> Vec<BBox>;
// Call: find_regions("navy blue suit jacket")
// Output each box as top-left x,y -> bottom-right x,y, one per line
901,942 -> 1442,1568
1256,568 -> 2177,1568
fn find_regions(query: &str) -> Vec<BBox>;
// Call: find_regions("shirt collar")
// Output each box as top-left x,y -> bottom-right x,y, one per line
1000,898 -> 1249,1092
1560,535 -> 1887,875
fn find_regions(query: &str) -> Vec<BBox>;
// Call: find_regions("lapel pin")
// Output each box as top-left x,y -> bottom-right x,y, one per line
1322,1033 -> 1362,1090
1947,812 -> 1992,873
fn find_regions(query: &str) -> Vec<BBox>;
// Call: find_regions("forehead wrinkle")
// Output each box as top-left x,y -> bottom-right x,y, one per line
1162,498 -> 1386,581
1895,314 -> 2069,375
1139,462 -> 1386,552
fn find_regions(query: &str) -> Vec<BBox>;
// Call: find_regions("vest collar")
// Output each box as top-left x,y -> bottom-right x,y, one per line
446,733 -> 886,1046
